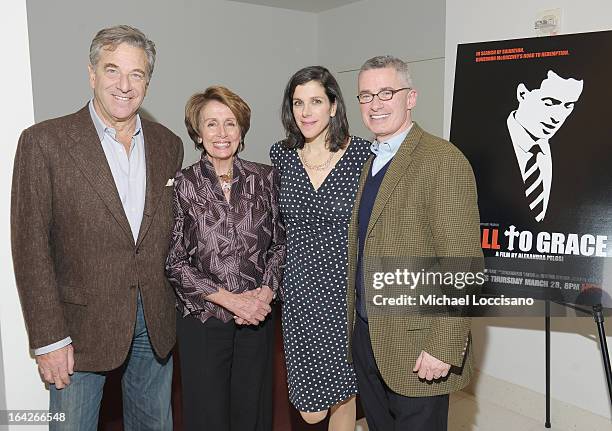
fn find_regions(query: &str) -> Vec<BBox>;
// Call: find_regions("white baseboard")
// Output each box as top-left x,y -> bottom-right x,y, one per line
462,370 -> 612,430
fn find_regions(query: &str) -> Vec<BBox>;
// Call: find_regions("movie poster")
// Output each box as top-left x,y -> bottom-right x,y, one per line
450,30 -> 612,309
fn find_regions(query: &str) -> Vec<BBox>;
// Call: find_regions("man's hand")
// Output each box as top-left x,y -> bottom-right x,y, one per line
413,350 -> 450,381
36,344 -> 74,389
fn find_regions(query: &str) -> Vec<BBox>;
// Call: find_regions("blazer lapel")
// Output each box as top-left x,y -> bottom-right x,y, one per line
348,155 -> 372,286
65,106 -> 133,242
136,120 -> 166,247
354,156 -> 373,220
366,123 -> 424,237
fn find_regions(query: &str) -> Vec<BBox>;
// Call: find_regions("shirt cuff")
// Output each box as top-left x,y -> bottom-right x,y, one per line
34,337 -> 72,355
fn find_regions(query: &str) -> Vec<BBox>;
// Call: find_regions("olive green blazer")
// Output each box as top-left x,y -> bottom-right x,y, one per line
346,123 -> 482,397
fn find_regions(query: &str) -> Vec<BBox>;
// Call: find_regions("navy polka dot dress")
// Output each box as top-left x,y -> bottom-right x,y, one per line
270,137 -> 371,412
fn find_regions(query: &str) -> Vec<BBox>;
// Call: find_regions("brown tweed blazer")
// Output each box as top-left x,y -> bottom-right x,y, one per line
11,105 -> 184,371
346,123 -> 482,397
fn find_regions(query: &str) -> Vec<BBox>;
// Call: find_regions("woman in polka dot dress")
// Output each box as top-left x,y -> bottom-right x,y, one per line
270,66 -> 370,430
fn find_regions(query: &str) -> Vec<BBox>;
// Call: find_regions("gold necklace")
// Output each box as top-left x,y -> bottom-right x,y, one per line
299,147 -> 334,171
218,165 -> 232,192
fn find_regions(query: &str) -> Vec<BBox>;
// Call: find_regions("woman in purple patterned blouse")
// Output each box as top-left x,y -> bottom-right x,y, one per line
166,86 -> 285,431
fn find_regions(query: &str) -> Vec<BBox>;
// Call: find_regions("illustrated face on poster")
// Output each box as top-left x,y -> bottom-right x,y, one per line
514,70 -> 583,140
507,70 -> 584,222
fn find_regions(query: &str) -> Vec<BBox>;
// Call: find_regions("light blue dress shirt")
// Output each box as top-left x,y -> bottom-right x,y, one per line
370,123 -> 413,176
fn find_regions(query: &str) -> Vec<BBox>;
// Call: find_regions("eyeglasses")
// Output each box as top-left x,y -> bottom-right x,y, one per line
357,87 -> 411,104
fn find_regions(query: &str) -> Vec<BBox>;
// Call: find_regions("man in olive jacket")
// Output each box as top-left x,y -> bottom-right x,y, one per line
11,25 -> 183,430
347,55 -> 482,430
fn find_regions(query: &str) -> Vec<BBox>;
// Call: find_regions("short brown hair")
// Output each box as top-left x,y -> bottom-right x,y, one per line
185,86 -> 251,152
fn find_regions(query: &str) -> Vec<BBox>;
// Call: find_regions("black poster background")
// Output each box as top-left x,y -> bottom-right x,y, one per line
450,31 -> 612,308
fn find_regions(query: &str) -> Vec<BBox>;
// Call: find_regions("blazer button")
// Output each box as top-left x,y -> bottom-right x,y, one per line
135,248 -> 140,254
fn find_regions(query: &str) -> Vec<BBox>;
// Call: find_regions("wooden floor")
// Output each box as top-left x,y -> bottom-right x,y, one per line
98,304 -> 363,430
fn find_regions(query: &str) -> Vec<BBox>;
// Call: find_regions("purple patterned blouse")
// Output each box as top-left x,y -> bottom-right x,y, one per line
166,155 -> 286,323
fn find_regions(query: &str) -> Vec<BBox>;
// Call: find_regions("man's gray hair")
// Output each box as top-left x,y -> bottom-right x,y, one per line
89,25 -> 156,81
360,55 -> 413,88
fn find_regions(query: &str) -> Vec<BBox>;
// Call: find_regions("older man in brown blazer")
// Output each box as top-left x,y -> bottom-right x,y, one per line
11,25 -> 183,430
347,55 -> 482,430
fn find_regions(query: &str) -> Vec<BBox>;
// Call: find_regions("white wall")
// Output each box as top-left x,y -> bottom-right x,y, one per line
318,0 -> 446,139
26,0 -> 318,166
446,0 -> 612,419
0,1 -> 48,430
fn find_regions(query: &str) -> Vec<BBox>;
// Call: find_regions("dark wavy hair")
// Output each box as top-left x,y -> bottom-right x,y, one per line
280,66 -> 349,152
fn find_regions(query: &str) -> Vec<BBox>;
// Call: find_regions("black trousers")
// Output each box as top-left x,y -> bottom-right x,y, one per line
177,310 -> 274,431
352,316 -> 449,431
